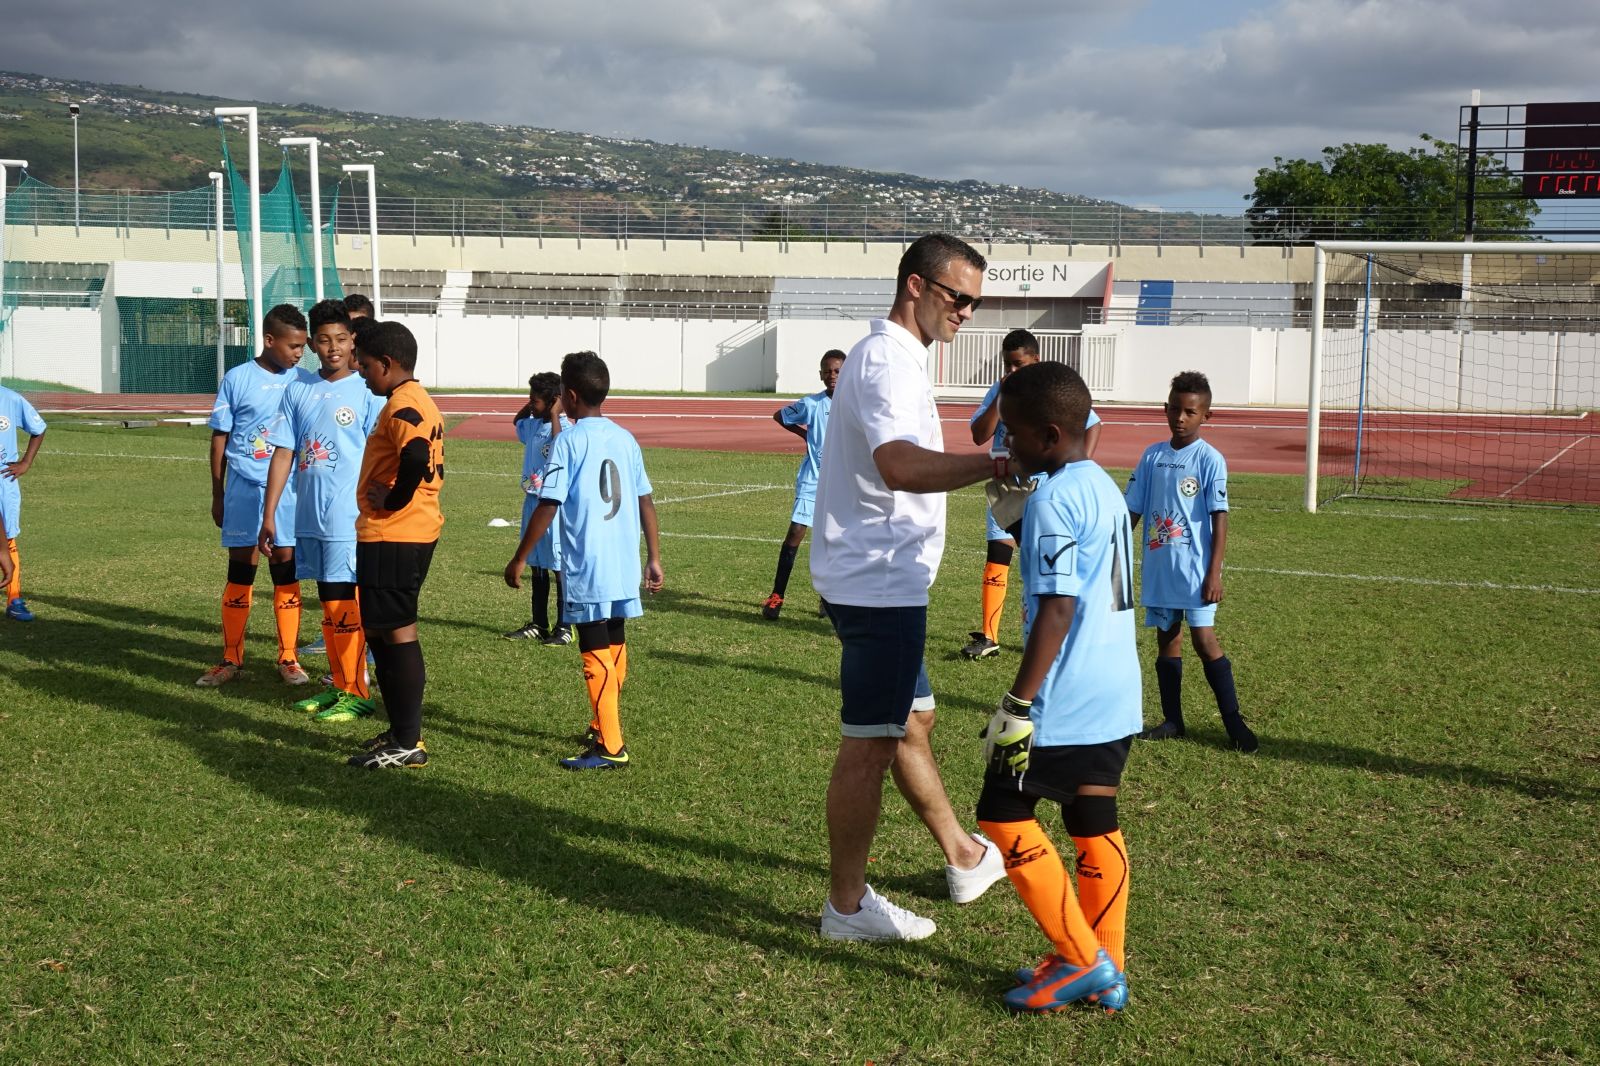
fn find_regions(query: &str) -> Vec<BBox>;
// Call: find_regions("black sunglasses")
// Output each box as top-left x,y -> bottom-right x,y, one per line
922,276 -> 984,312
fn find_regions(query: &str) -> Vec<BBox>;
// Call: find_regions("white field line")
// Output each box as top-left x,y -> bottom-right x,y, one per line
1499,436 -> 1595,498
1229,565 -> 1598,596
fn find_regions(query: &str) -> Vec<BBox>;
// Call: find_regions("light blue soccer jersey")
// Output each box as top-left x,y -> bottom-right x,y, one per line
538,416 -> 653,604
210,360 -> 315,486
1124,438 -> 1229,609
264,371 -> 382,538
1018,461 -> 1142,746
972,378 -> 1100,452
516,413 -> 572,496
777,390 -> 830,497
0,386 -> 47,538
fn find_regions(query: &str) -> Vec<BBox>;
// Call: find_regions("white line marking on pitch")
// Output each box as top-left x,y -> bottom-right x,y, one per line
1499,436 -> 1594,498
1230,565 -> 1598,596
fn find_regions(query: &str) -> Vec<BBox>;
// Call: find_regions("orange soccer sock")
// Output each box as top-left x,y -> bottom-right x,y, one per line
6,538 -> 19,602
221,582 -> 253,666
272,583 -> 303,663
582,646 -> 623,753
1073,830 -> 1130,971
979,818 -> 1102,968
981,561 -> 1009,641
610,641 -> 629,689
324,599 -> 369,698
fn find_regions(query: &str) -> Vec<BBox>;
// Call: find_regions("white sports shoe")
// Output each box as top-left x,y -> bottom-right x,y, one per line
820,885 -> 937,942
946,832 -> 1007,904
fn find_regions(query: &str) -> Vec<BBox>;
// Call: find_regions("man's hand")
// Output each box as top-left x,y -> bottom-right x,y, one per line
3,459 -> 30,480
980,693 -> 1035,777
503,555 -> 527,590
257,520 -> 277,557
644,559 -> 664,594
985,476 -> 1036,535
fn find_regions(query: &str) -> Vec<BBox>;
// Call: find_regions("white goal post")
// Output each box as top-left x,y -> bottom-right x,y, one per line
1305,240 -> 1600,511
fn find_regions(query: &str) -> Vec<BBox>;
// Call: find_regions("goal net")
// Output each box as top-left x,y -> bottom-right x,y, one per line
1306,241 -> 1600,510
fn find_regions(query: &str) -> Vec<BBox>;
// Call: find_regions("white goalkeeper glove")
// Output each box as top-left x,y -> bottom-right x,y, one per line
985,475 -> 1036,536
981,693 -> 1035,777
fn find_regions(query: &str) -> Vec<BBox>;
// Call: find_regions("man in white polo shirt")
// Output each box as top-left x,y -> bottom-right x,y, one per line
812,233 -> 1011,941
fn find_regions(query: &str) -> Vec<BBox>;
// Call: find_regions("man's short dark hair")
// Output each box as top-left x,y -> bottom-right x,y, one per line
308,298 -> 351,336
343,293 -> 375,317
561,350 -> 610,407
263,303 -> 307,336
1000,361 -> 1091,437
896,233 -> 987,295
821,349 -> 846,366
356,320 -> 418,372
1000,328 -> 1039,357
1170,370 -> 1212,402
527,371 -> 561,405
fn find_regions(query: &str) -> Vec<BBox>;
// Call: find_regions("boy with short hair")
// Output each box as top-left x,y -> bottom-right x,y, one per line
761,349 -> 843,621
1125,371 -> 1257,752
198,304 -> 315,687
347,321 -> 445,769
504,371 -> 572,644
259,299 -> 384,721
343,293 -> 374,320
964,329 -> 1101,659
503,350 -> 664,771
0,382 -> 46,621
975,360 -> 1140,1014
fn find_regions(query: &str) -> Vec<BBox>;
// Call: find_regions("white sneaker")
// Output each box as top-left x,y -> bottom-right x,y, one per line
820,885 -> 937,942
946,832 -> 1007,904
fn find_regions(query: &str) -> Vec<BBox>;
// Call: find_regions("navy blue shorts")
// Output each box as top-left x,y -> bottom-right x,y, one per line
825,601 -> 933,739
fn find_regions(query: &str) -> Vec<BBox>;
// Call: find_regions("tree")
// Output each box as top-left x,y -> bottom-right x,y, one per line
1245,135 -> 1537,242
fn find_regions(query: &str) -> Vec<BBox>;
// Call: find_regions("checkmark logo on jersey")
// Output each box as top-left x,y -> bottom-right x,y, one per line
1037,535 -> 1076,575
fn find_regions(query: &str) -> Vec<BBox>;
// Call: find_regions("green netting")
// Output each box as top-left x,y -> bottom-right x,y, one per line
220,134 -> 343,330
118,296 -> 254,393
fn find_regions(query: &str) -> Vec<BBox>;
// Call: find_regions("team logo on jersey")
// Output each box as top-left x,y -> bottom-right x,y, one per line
1147,512 -> 1189,550
298,434 -> 338,471
250,425 -> 273,461
334,406 -> 357,427
1178,476 -> 1200,498
0,416 -> 9,432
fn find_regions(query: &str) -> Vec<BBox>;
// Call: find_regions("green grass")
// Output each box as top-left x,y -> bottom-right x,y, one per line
2,424 -> 1597,1063
6,378 -> 88,394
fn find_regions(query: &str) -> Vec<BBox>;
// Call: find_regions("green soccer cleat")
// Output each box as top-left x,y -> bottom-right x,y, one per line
313,693 -> 379,722
293,688 -> 344,714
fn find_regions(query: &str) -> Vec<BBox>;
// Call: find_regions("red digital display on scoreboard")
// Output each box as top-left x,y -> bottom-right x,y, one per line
1522,102 -> 1600,197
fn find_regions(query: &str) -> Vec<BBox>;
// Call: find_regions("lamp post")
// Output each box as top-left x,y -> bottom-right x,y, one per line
0,160 -> 28,342
210,170 -> 226,386
69,103 -> 80,236
279,136 -> 323,303
213,107 -> 261,330
341,163 -> 381,317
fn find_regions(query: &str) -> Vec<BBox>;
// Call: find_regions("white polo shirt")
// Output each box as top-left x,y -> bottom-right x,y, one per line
810,318 -> 946,608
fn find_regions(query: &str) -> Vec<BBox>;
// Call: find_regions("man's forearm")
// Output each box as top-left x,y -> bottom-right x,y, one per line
873,441 -> 993,494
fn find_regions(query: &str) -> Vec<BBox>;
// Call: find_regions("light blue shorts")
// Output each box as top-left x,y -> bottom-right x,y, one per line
985,504 -> 1012,543
1145,604 -> 1218,630
791,490 -> 815,528
296,537 -> 357,583
564,597 -> 643,625
521,493 -> 563,570
222,476 -> 295,549
0,481 -> 20,539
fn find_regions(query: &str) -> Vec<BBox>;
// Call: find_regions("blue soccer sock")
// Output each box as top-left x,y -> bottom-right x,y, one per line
1155,656 -> 1184,726
1203,655 -> 1258,751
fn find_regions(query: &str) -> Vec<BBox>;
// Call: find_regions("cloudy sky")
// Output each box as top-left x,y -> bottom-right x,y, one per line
1,0 -> 1594,208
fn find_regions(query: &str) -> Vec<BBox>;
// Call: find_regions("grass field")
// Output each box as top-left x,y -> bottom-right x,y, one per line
3,423 -> 1597,1063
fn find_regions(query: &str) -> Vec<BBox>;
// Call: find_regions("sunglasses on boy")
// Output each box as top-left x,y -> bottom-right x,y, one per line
921,276 -> 984,312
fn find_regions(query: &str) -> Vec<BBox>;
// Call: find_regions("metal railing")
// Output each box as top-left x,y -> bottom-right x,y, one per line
7,185 -> 1600,246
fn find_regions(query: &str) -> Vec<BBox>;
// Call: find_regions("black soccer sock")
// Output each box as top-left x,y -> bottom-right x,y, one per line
1155,656 -> 1184,726
1201,655 -> 1239,718
553,570 -> 567,631
531,567 -> 551,631
772,543 -> 799,598
377,639 -> 426,747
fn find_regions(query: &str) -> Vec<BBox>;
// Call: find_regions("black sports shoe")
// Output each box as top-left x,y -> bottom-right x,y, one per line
960,632 -> 1000,659
504,620 -> 547,641
1137,720 -> 1185,741
356,729 -> 395,752
348,739 -> 428,769
761,593 -> 784,621
1223,716 -> 1259,753
541,626 -> 573,647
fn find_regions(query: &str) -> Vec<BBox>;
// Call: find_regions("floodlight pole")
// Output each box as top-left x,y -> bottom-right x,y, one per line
70,104 -> 81,236
210,171 -> 226,386
213,107 -> 262,330
279,136 -> 323,303
342,164 -> 381,317
0,160 -> 28,348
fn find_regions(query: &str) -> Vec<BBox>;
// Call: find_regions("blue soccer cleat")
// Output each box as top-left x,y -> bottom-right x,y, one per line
559,745 -> 630,771
1003,948 -> 1120,1014
6,597 -> 35,622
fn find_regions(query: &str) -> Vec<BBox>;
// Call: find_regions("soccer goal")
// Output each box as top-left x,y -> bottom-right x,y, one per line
1305,241 -> 1600,511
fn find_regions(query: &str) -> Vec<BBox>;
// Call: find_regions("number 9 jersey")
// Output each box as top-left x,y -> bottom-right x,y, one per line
537,415 -> 653,607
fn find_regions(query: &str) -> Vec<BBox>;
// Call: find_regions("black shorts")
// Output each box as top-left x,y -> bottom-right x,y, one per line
978,736 -> 1133,818
357,540 -> 436,631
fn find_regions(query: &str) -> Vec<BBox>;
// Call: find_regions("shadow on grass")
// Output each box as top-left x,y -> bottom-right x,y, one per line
650,587 -> 836,634
6,607 -> 994,994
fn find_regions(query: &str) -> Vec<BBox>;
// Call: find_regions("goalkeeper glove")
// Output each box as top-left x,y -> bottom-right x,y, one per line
985,475 -> 1035,541
981,692 -> 1035,777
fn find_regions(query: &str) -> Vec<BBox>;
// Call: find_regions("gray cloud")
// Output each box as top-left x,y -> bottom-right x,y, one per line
1,0 -> 1595,204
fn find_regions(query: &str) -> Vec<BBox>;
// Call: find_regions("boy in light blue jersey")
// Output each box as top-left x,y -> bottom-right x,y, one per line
504,371 -> 572,644
0,382 -> 46,621
1124,370 -> 1257,752
761,349 -> 843,621
260,301 -> 384,721
504,350 -> 664,772
964,328 -> 1102,660
974,360 -> 1139,1015
199,304 -> 317,688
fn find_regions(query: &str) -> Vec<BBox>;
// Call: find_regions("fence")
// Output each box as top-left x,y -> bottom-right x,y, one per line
933,327 -> 1115,392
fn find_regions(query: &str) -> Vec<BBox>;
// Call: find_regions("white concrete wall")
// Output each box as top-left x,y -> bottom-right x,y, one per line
774,320 -> 877,394
3,307 -> 105,391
